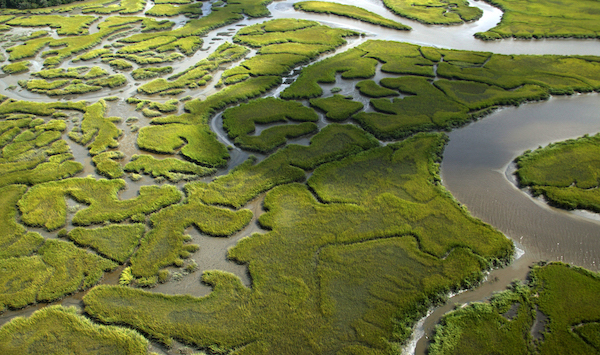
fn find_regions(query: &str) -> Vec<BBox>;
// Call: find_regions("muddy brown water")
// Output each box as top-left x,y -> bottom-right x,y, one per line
442,93 -> 600,271
2,1 -> 600,353
409,94 -> 600,353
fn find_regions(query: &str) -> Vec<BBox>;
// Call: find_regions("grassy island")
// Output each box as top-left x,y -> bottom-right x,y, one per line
515,133 -> 600,212
0,305 -> 149,355
475,0 -> 600,40
294,1 -> 410,30
382,0 -> 482,25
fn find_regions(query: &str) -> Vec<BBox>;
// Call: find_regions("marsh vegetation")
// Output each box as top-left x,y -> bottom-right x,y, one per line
0,0 -> 598,354
515,133 -> 600,212
429,262 -> 600,355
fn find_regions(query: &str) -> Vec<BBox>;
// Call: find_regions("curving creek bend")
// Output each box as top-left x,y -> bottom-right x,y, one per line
1,0 -> 600,354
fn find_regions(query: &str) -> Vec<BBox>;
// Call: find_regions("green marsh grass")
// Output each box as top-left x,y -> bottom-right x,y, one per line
382,0 -> 483,25
124,154 -> 216,181
235,123 -> 319,153
73,48 -> 112,62
110,51 -> 184,65
226,52 -> 309,77
355,76 -> 469,139
429,282 -> 533,355
7,15 -> 96,35
141,17 -> 175,32
0,150 -> 82,187
233,18 -> 358,48
156,0 -> 194,4
436,53 -> 600,92
32,66 -> 108,79
221,97 -> 314,138
35,239 -> 117,301
222,97 -> 318,152
20,78 -> 71,93
429,262 -> 600,355
434,80 -> 548,110
46,82 -> 103,96
515,133 -> 600,212
92,151 -> 125,179
155,36 -> 202,55
84,133 -> 512,353
117,36 -> 178,54
0,116 -> 83,187
68,100 -> 122,156
131,66 -> 173,80
0,305 -> 149,355
18,176 -> 182,230
145,2 -> 203,17
309,94 -> 364,121
87,74 -> 128,88
0,185 -> 44,259
109,59 -> 134,70
516,135 -> 600,189
530,186 -> 600,213
257,42 -> 335,59
7,16 -> 143,66
138,42 -> 248,94
281,48 -> 378,99
81,0 -> 146,14
142,108 -> 162,118
574,323 -> 600,349
437,48 -> 491,65
137,124 -> 229,167
358,41 -> 437,76
2,61 -> 29,74
68,224 -> 145,263
0,239 -> 116,309
196,124 -> 380,208
356,79 -> 400,97
294,1 -> 410,30
475,0 -> 600,40
154,75 -> 282,125
130,197 -> 252,277
0,0 -> 115,14
148,99 -> 178,113
223,73 -> 249,85
115,0 -> 273,59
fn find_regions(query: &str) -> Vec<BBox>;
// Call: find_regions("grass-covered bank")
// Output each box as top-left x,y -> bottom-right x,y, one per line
283,40 -> 600,139
294,1 -> 410,30
222,97 -> 318,153
429,262 -> 600,354
84,133 -> 513,354
515,133 -> 600,212
0,305 -> 149,354
382,0 -> 483,25
475,0 -> 600,40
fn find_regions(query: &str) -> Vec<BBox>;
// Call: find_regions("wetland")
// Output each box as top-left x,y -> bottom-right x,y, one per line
0,0 -> 599,354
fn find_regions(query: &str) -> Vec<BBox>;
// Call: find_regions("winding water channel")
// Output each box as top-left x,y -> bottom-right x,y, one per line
270,1 -> 600,353
1,0 -> 599,353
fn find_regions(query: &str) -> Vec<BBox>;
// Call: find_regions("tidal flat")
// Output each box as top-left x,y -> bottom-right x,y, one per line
0,0 -> 599,354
